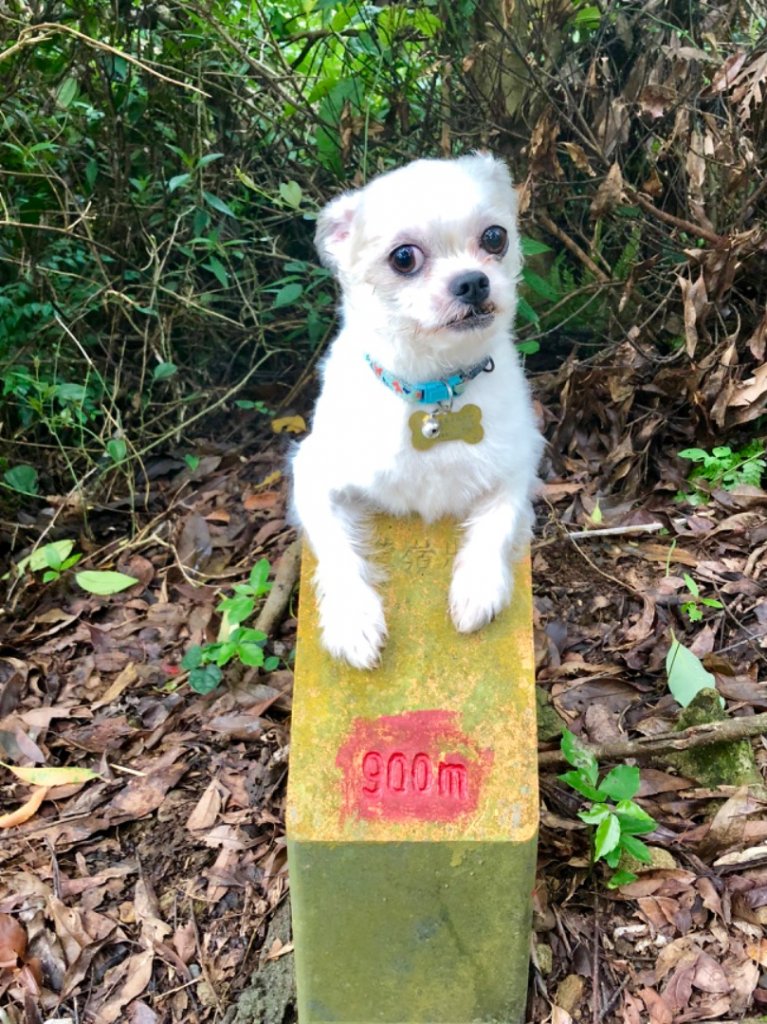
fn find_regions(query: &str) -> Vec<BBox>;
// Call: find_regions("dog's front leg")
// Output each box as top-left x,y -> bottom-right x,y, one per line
294,468 -> 386,670
449,487 -> 532,633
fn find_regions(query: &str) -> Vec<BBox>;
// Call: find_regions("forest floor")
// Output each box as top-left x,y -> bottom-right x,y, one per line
1,362 -> 767,1024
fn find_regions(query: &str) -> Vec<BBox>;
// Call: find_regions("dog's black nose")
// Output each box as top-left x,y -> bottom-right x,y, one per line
450,271 -> 490,306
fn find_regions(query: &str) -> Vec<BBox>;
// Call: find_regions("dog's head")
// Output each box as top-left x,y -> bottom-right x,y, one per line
315,154 -> 522,364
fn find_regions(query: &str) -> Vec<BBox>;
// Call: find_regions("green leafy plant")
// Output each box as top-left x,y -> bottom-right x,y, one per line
677,441 -> 766,505
181,558 -> 279,694
680,573 -> 723,623
15,540 -> 137,594
559,729 -> 657,888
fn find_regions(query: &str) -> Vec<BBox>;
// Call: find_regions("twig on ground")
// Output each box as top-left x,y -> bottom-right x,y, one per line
538,711 -> 767,768
535,522 -> 665,547
254,538 -> 302,636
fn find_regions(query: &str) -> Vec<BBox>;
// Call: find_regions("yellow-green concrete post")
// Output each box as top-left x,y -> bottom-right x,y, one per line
287,517 -> 538,1024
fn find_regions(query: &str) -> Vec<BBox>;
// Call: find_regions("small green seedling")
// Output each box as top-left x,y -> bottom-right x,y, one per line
14,539 -> 137,594
677,441 -> 765,505
181,558 -> 279,694
680,573 -> 723,623
559,729 -> 657,888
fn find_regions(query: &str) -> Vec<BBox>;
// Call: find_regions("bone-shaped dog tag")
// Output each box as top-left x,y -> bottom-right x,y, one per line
409,404 -> 484,451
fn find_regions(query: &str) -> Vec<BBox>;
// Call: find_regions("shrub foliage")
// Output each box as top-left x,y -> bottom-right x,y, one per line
1,1 -> 765,504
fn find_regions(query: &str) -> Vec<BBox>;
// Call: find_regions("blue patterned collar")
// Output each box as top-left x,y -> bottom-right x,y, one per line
365,354 -> 494,405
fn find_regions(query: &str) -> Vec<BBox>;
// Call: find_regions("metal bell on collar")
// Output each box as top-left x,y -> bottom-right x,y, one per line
421,413 -> 442,439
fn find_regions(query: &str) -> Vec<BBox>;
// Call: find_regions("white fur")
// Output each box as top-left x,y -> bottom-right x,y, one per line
292,155 -> 543,669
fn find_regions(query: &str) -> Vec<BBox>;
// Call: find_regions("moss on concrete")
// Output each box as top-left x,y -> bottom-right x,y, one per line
535,687 -> 563,743
234,901 -> 296,1024
290,838 -> 536,1023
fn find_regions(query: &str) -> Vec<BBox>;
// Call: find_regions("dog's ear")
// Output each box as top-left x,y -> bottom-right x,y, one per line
462,152 -> 517,209
315,190 -> 360,273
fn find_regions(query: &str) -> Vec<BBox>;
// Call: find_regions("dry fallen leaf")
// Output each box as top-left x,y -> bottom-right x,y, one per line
590,162 -> 624,217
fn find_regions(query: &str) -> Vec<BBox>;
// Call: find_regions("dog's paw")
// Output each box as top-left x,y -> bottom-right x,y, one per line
320,582 -> 387,670
449,558 -> 512,634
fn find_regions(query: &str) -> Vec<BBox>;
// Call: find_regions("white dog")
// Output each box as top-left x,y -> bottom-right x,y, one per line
292,154 -> 543,669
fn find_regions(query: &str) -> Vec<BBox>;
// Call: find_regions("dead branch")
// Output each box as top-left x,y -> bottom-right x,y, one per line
538,711 -> 767,768
537,212 -> 611,283
254,538 -> 302,637
631,192 -> 723,246
2,24 -> 209,95
535,522 -> 665,548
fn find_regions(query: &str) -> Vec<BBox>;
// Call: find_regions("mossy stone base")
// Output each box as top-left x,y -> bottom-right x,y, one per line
289,839 -> 536,1024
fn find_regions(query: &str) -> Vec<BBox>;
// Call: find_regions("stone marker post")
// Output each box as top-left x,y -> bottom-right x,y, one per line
287,517 -> 538,1024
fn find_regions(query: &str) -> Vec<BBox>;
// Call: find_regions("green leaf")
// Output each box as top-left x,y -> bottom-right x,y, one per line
614,799 -> 657,834
19,539 -> 75,574
152,362 -> 177,382
666,634 -> 717,707
279,180 -> 303,208
188,664 -> 222,694
273,282 -> 304,308
205,256 -> 230,288
683,573 -> 700,597
620,834 -> 652,862
237,643 -> 266,667
181,645 -> 204,670
683,601 -> 703,622
107,438 -> 127,462
522,268 -> 560,302
560,770 -> 605,802
607,869 -> 637,888
515,296 -> 540,325
55,383 -> 87,403
237,627 -> 267,644
604,845 -> 622,868
4,464 -> 39,496
168,173 -> 192,193
196,152 -> 224,168
594,814 -> 621,860
203,191 -> 237,218
75,570 -> 138,595
43,544 -> 63,570
218,594 -> 255,625
599,765 -> 640,801
572,4 -> 602,26
516,339 -> 541,355
521,236 -> 553,256
56,77 -> 79,109
678,448 -> 708,463
235,399 -> 270,413
184,454 -> 201,471
248,558 -> 272,597
42,569 -> 60,583
263,656 -> 280,672
560,729 -> 599,786
212,641 -> 238,666
579,803 -> 610,825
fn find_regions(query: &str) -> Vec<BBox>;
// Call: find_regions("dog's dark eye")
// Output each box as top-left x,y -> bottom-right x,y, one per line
480,226 -> 508,255
389,244 -> 424,275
